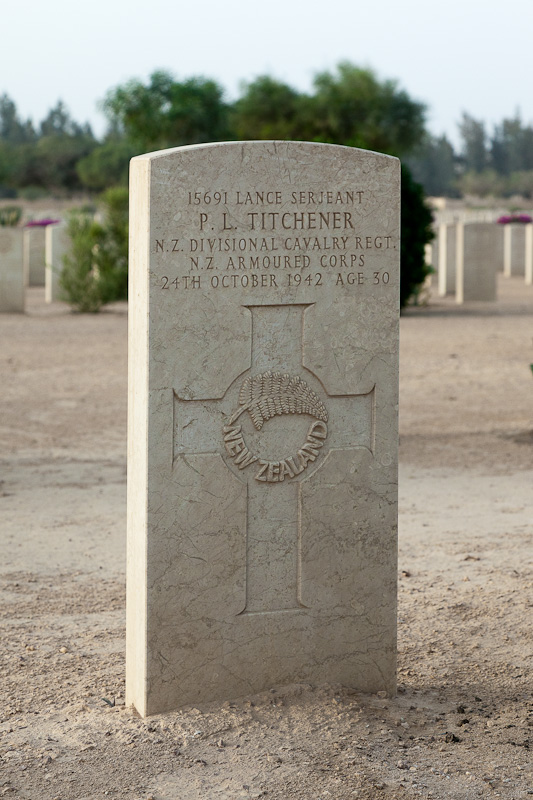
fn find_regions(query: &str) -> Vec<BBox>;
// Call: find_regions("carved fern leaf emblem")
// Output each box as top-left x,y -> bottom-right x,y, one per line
229,371 -> 328,430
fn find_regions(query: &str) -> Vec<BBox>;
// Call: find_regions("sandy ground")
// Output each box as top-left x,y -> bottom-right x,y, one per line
0,276 -> 532,800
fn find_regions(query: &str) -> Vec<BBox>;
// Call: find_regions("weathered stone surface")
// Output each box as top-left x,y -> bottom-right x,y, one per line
23,227 -> 46,287
0,228 -> 24,312
456,222 -> 498,303
127,141 -> 400,716
45,223 -> 69,303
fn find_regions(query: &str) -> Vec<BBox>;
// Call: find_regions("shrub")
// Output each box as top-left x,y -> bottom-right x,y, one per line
400,165 -> 434,308
59,186 -> 128,312
91,186 -> 129,301
0,205 -> 22,226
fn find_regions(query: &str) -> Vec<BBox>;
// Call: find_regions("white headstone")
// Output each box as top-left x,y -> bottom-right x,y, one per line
0,228 -> 24,312
456,222 -> 498,303
127,141 -> 400,716
437,223 -> 456,296
503,223 -> 526,277
23,227 -> 46,287
424,239 -> 437,287
45,222 -> 69,303
525,223 -> 533,286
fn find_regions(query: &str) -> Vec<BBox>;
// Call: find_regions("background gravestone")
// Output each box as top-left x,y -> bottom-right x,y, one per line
526,223 -> 533,285
0,228 -> 24,312
127,141 -> 400,716
45,222 -> 69,303
503,223 -> 526,277
437,222 -> 456,296
23,227 -> 46,287
456,222 -> 498,303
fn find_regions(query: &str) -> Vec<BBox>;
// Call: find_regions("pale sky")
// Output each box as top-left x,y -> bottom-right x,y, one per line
3,0 -> 532,148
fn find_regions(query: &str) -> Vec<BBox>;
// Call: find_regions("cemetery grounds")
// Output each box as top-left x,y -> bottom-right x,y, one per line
0,276 -> 532,800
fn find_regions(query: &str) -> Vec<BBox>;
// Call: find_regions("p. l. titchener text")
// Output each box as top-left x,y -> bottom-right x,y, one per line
205,211 -> 365,232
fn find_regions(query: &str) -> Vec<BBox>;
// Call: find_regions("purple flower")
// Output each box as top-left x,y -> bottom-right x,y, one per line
25,218 -> 61,227
497,214 -> 532,224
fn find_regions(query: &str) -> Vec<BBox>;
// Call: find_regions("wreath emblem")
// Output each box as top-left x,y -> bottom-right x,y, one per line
228,371 -> 328,428
223,371 -> 329,483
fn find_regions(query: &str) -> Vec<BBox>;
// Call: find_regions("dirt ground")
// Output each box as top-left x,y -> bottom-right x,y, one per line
0,276 -> 532,800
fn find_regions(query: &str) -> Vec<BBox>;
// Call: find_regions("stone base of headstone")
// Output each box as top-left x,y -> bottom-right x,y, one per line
45,223 -> 69,303
126,141 -> 400,716
23,227 -> 46,287
456,222 -> 498,303
0,228 -> 24,312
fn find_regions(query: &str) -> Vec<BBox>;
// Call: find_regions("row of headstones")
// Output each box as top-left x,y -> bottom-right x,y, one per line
0,223 -> 69,312
426,222 -> 533,303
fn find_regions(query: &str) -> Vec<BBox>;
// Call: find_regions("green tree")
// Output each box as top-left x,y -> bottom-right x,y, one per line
31,133 -> 96,191
231,76 -> 313,141
103,70 -> 229,151
0,94 -> 35,143
77,138 -> 138,191
40,100 -> 92,138
0,141 -> 20,196
458,113 -> 488,173
490,114 -> 533,175
0,99 -> 96,193
311,63 -> 426,155
407,134 -> 459,197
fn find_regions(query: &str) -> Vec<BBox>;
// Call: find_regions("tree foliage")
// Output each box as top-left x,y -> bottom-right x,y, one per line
76,138 -> 137,191
231,77 -> 311,141
2,72 -> 533,200
407,134 -> 459,197
102,70 -> 229,152
405,110 -> 533,198
0,95 -> 96,195
400,166 -> 434,307
0,66 -> 437,307
0,94 -> 35,143
458,113 -> 488,173
40,101 -> 92,138
231,65 -> 427,157
8,64 -> 533,310
311,63 -> 426,155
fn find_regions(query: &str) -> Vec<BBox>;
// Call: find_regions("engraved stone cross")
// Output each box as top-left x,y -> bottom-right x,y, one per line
174,304 -> 374,614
